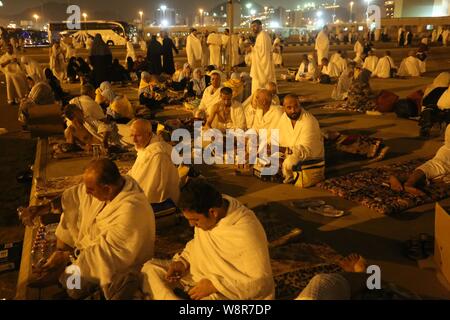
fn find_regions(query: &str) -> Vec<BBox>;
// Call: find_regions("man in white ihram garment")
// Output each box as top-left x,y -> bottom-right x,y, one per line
397,51 -> 424,77
249,19 -> 276,94
50,42 -> 66,81
19,159 -> 155,299
221,29 -> 230,67
275,94 -> 324,183
141,179 -> 274,300
196,71 -> 223,119
20,56 -> 45,83
315,25 -> 330,65
203,87 -> 246,132
372,51 -> 396,79
0,44 -> 28,105
186,28 -> 203,68
207,31 -> 222,67
125,38 -> 137,62
390,124 -> 450,197
362,50 -> 379,73
127,119 -> 180,205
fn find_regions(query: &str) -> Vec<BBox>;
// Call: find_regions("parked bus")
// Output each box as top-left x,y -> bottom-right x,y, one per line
48,20 -> 137,46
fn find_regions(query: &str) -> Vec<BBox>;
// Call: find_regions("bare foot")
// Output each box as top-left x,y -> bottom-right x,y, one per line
404,186 -> 426,197
338,254 -> 367,273
389,175 -> 404,192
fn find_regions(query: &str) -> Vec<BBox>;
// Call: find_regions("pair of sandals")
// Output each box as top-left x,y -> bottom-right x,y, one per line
291,200 -> 345,218
405,233 -> 434,261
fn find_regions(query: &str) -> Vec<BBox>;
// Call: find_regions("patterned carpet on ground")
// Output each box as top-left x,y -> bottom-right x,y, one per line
317,159 -> 450,215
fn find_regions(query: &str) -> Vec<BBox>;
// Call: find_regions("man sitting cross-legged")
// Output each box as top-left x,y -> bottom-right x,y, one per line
127,119 -> 180,205
19,159 -> 155,299
140,179 -> 275,300
203,87 -> 246,132
276,94 -> 324,183
390,124 -> 450,196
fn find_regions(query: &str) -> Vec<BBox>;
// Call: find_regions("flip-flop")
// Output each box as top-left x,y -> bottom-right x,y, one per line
291,200 -> 326,209
308,205 -> 345,218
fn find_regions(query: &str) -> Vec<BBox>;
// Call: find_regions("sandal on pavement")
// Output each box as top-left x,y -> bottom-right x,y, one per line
308,205 -> 345,218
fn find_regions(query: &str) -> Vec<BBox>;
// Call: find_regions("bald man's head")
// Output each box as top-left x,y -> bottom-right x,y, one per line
130,119 -> 153,151
83,158 -> 124,201
265,82 -> 277,96
256,89 -> 272,111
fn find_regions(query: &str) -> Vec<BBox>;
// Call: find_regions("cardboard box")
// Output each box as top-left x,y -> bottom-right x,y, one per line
434,203 -> 450,287
0,241 -> 23,273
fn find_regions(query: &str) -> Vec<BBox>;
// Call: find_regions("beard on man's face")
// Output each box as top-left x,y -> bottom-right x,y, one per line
287,112 -> 300,120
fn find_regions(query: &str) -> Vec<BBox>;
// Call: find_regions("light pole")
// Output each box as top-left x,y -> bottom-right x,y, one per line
33,14 -> 39,27
139,11 -> 143,37
199,8 -> 203,26
161,5 -> 167,24
82,13 -> 87,22
349,1 -> 354,22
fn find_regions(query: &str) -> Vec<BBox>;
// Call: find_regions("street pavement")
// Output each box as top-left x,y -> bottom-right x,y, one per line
1,44 -> 450,299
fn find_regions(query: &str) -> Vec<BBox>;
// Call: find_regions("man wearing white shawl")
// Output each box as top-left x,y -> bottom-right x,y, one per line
330,51 -> 348,75
207,31 -> 222,67
320,58 -> 340,79
21,56 -> 45,82
0,44 -> 28,104
49,42 -> 66,81
21,159 -> 155,299
391,125 -> 450,196
141,179 -> 274,300
69,84 -> 106,121
397,51 -> 423,77
196,71 -> 223,119
127,119 -> 180,204
354,38 -> 364,60
331,65 -> 355,101
125,38 -> 137,62
296,54 -> 317,81
372,51 -> 395,79
230,33 -> 241,67
250,20 -> 276,94
186,29 -> 203,68
315,26 -> 330,64
204,87 -> 246,131
275,94 -> 324,183
362,50 -> 379,73
251,89 -> 283,135
65,43 -> 77,60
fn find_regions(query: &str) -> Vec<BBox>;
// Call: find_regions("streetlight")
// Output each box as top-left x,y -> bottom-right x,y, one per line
199,8 -> 203,26
138,11 -> 143,38
246,3 -> 252,9
33,14 -> 39,26
349,1 -> 354,22
82,13 -> 87,22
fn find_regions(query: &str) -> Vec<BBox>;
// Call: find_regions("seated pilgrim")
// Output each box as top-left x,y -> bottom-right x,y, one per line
330,50 -> 348,75
66,57 -> 80,83
275,94 -> 324,184
223,72 -> 244,102
20,56 -> 45,83
251,89 -> 284,135
397,51 -> 424,77
186,68 -> 209,99
63,104 -> 133,153
390,124 -> 450,196
362,50 -> 379,73
138,72 -> 169,109
240,72 -> 252,102
331,62 -> 356,101
265,81 -> 281,106
127,119 -> 180,207
140,179 -> 274,300
106,95 -> 135,124
95,81 -> 116,109
195,71 -> 223,120
295,54 -> 317,82
18,76 -> 56,126
418,72 -> 450,137
203,87 -> 246,132
319,58 -> 341,81
19,159 -> 155,299
372,51 -> 396,79
111,58 -> 131,83
69,83 -> 106,121
353,52 -> 367,68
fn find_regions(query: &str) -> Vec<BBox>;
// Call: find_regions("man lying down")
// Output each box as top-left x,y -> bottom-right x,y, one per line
140,179 -> 275,300
390,124 -> 450,196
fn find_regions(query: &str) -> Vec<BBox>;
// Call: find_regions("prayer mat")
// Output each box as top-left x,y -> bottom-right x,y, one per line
317,159 -> 450,215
